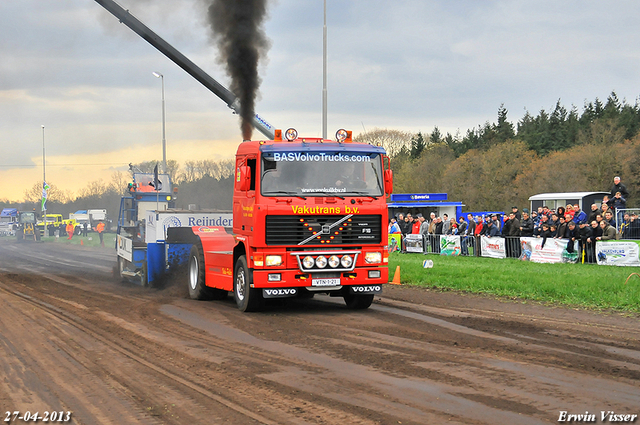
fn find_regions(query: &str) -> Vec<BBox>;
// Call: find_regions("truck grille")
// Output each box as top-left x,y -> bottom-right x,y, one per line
266,215 -> 382,246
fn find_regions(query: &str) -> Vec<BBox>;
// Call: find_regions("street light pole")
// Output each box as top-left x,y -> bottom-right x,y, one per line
42,125 -> 46,187
152,72 -> 167,173
322,0 -> 328,140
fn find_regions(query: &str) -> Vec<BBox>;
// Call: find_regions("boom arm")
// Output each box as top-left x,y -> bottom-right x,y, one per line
94,0 -> 275,139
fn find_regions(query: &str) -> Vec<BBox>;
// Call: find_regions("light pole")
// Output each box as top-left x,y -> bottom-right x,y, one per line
322,0 -> 328,140
152,71 -> 167,173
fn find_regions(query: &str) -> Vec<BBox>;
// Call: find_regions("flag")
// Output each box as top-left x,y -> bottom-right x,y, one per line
41,181 -> 50,211
149,164 -> 162,191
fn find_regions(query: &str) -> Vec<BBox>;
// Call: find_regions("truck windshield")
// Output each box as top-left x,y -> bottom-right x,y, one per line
20,213 -> 35,223
261,152 -> 384,197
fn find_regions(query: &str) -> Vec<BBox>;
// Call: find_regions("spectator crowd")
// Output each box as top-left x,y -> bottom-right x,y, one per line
389,176 -> 637,263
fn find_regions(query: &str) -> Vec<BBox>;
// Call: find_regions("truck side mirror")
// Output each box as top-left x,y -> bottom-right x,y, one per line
384,169 -> 393,195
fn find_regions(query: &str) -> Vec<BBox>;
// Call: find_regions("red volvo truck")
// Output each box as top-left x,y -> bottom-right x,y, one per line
94,1 -> 393,311
169,129 -> 393,311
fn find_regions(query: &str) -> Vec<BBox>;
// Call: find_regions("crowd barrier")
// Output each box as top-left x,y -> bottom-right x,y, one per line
390,234 -> 640,267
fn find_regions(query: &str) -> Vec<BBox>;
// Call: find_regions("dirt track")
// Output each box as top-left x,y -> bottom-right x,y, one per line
0,238 -> 639,424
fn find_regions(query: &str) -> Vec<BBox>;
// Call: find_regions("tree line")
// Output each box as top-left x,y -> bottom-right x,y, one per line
355,91 -> 640,212
0,159 -> 235,223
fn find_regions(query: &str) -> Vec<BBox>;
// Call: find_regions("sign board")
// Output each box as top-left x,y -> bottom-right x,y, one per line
146,211 -> 233,243
388,234 -> 401,252
520,237 -> 577,264
117,234 -> 133,262
440,235 -> 461,256
596,241 -> 640,266
390,193 -> 448,202
404,234 -> 424,253
480,236 -> 506,259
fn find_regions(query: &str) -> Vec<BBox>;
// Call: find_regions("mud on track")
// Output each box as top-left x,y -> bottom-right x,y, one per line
0,239 -> 639,424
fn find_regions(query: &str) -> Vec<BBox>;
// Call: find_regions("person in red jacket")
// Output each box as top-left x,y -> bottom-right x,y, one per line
474,216 -> 484,236
412,215 -> 422,234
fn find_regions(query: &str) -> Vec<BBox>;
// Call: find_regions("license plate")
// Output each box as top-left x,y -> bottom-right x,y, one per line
311,278 -> 341,287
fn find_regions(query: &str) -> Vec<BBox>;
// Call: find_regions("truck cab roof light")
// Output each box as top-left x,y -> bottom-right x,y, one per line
285,128 -> 298,141
335,129 -> 352,143
336,129 -> 348,142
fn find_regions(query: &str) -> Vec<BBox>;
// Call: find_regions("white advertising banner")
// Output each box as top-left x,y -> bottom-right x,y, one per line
596,241 -> 640,267
146,211 -> 233,243
116,234 -> 133,262
404,234 -> 425,253
520,237 -> 577,264
440,235 -> 461,256
480,236 -> 506,259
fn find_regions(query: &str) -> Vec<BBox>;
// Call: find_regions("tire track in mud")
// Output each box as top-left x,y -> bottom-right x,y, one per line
0,274 -> 392,425
1,240 -> 640,424
0,288 -> 157,425
3,270 -> 640,424
0,280 -> 284,425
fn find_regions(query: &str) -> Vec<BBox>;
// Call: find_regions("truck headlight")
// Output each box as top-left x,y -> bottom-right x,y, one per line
328,255 -> 340,268
303,256 -> 315,269
265,255 -> 283,267
341,255 -> 353,268
315,255 -> 328,268
364,252 -> 382,264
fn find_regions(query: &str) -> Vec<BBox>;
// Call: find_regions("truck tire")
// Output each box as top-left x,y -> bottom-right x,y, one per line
117,257 -> 127,282
234,255 -> 262,312
188,245 -> 220,300
343,293 -> 374,310
140,261 -> 148,287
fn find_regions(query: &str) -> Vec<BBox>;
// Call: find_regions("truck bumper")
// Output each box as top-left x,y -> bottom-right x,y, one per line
251,266 -> 388,289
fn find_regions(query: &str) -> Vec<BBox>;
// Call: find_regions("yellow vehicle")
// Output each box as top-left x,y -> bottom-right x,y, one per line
36,214 -> 77,236
16,211 -> 41,242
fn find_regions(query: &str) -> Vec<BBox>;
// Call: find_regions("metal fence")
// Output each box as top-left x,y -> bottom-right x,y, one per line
614,208 -> 640,238
404,234 -> 480,256
399,234 -> 599,263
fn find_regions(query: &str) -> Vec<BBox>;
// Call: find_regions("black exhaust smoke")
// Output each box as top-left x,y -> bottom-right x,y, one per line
207,0 -> 270,140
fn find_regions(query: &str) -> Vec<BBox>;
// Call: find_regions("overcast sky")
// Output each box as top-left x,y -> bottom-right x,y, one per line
2,0 -> 640,201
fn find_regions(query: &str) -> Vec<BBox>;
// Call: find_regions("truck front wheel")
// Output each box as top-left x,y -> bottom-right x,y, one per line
234,256 -> 262,312
343,293 -> 374,310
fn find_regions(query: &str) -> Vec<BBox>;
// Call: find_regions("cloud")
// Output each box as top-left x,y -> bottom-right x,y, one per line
2,0 -> 640,201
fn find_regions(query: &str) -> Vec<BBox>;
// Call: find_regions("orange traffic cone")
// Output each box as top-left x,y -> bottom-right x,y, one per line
80,240 -> 83,246
389,265 -> 401,285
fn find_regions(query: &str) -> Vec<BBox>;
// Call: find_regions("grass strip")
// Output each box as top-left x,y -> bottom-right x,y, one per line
39,233 -> 117,248
389,252 -> 640,313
